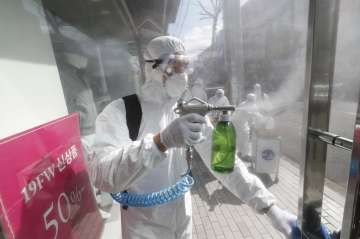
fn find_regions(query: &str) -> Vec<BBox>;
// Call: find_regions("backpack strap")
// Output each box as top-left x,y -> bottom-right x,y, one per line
122,94 -> 142,141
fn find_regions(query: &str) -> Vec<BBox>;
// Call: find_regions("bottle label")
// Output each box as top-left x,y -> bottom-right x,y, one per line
262,149 -> 275,161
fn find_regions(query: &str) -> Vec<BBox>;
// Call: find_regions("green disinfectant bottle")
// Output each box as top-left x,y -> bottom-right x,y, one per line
211,111 -> 236,173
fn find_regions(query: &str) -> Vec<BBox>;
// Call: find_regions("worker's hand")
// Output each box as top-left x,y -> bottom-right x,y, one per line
160,113 -> 206,148
266,205 -> 297,238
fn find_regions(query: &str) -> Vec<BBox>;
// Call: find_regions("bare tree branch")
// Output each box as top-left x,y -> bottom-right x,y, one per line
197,0 -> 223,45
200,12 -> 214,17
215,7 -> 221,16
217,0 -> 222,9
214,0 -> 222,16
210,0 -> 216,9
200,16 -> 213,20
198,0 -> 214,17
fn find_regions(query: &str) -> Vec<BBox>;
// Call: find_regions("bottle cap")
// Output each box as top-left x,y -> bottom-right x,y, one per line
220,111 -> 230,121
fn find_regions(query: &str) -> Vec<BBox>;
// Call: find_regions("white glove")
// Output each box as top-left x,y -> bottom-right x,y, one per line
160,113 -> 206,148
267,205 -> 297,238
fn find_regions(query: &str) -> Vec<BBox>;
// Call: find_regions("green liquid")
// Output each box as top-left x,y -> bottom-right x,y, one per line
211,120 -> 236,173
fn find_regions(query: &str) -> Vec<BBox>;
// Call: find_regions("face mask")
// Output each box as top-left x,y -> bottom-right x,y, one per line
165,73 -> 188,98
145,64 -> 163,82
140,65 -> 167,103
141,79 -> 166,103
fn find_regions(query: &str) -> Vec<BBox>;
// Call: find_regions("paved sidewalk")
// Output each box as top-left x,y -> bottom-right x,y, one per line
191,156 -> 345,239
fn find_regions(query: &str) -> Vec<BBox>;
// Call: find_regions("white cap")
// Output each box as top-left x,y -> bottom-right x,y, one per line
144,36 -> 186,60
216,89 -> 225,96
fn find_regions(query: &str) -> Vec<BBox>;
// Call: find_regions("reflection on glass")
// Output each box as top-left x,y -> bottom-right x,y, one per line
36,0 -> 310,238
8,0 -> 358,237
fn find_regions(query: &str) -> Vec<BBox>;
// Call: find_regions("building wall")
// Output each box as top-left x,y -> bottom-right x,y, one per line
0,0 -> 67,139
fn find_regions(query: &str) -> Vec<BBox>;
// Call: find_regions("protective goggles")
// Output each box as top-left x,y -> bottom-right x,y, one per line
145,53 -> 190,76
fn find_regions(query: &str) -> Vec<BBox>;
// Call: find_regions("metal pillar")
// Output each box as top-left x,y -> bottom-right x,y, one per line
299,0 -> 340,238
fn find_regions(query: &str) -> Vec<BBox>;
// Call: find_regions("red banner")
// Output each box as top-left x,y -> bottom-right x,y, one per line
0,114 -> 103,239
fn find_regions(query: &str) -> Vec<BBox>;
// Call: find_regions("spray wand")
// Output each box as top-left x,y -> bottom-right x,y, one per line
174,96 -> 235,176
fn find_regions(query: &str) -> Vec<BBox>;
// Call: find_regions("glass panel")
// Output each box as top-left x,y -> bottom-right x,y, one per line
42,0 -> 309,237
0,0 -> 318,238
0,0 -> 68,139
323,0 -> 360,232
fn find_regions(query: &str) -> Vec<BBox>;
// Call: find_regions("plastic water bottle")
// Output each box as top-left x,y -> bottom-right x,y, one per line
211,111 -> 236,172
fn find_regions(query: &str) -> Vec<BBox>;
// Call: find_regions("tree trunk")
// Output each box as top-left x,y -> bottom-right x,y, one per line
212,16 -> 218,45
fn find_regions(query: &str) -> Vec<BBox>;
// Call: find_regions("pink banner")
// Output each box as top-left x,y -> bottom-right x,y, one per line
0,114 -> 103,239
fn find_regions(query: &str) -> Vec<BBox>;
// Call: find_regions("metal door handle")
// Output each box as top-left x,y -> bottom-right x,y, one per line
308,127 -> 353,151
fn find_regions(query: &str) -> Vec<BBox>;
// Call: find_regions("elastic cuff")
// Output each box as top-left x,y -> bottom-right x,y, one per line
143,134 -> 168,158
153,133 -> 168,152
262,203 -> 275,214
159,131 -> 171,149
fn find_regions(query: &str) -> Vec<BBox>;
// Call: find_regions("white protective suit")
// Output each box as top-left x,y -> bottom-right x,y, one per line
232,93 -> 258,158
88,36 -> 294,239
208,89 -> 230,106
254,84 -> 273,114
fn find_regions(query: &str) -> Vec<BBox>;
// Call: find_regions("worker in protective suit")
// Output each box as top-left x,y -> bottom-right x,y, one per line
88,36 -> 296,239
208,89 -> 230,106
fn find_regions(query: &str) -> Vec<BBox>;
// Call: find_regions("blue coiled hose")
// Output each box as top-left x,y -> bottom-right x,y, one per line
110,175 -> 194,207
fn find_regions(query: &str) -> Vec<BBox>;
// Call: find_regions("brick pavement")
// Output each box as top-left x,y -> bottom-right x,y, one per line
191,156 -> 345,239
